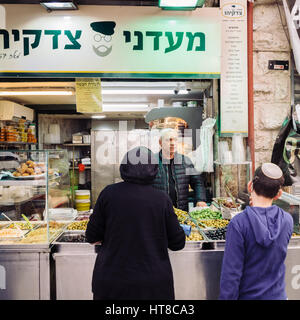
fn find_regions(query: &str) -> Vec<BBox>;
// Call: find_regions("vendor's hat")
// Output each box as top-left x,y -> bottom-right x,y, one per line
261,163 -> 283,179
90,21 -> 116,35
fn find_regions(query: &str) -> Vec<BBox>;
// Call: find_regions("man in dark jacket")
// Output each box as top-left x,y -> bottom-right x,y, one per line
86,146 -> 185,300
152,128 -> 207,212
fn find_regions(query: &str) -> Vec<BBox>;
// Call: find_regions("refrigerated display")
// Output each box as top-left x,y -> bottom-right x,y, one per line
0,149 -> 71,300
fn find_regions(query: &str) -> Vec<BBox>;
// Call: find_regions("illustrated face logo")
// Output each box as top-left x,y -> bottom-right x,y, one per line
90,21 -> 116,57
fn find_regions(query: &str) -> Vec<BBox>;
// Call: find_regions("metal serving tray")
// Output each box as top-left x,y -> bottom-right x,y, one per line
0,225 -> 66,250
0,222 -> 9,230
0,229 -> 29,241
201,229 -> 227,243
53,230 -> 96,253
6,221 -> 42,231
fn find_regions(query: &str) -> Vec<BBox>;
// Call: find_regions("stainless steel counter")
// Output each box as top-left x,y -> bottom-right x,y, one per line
0,243 -> 52,300
51,234 -> 300,300
0,230 -> 64,300
2,232 -> 300,300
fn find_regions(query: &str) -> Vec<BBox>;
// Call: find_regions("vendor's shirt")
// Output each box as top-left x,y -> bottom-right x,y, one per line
167,158 -> 177,207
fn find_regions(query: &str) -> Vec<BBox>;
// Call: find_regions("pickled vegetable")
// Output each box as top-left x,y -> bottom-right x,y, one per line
19,227 -> 61,243
198,219 -> 229,229
205,227 -> 227,240
190,209 -> 222,220
184,219 -> 197,228
186,232 -> 203,241
8,222 -> 33,230
173,207 -> 189,223
59,234 -> 87,242
67,220 -> 89,230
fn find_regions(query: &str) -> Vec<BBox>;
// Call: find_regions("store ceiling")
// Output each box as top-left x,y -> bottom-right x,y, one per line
0,80 -> 212,119
0,1 -> 218,6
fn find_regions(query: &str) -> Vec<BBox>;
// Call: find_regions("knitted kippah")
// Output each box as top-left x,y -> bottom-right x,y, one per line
261,163 -> 283,180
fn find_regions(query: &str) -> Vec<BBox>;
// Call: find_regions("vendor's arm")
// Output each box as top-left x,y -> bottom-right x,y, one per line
219,221 -> 245,300
165,197 -> 186,251
85,187 -> 108,244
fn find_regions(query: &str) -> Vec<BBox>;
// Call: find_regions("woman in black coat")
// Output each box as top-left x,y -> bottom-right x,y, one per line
85,146 -> 186,300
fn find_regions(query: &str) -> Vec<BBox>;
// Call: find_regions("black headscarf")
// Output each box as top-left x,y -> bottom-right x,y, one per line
120,146 -> 158,185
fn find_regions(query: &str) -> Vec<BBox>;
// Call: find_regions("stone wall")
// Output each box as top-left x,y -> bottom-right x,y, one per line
253,1 -> 291,167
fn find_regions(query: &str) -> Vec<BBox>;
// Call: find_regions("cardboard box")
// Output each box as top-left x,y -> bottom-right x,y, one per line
0,101 -> 34,121
72,135 -> 83,144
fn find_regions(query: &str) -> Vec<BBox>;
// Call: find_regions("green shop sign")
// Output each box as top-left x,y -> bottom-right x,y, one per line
0,5 -> 221,78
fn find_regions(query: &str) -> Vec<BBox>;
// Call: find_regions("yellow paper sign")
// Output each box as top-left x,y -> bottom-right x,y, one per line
75,78 -> 102,113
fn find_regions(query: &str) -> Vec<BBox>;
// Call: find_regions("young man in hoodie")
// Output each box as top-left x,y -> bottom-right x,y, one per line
219,163 -> 293,300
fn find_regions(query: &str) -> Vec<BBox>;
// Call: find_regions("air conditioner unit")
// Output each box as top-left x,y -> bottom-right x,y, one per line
0,100 -> 34,121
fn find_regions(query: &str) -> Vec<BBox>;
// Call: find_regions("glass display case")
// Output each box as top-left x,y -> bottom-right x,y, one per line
0,149 -> 71,245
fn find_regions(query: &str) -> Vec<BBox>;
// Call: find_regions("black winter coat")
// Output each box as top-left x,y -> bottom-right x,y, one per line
151,151 -> 207,212
85,147 -> 185,300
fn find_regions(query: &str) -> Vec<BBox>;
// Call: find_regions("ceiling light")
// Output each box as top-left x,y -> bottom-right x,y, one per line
158,0 -> 205,10
0,90 -> 74,96
91,115 -> 106,119
40,1 -> 78,11
102,89 -> 188,95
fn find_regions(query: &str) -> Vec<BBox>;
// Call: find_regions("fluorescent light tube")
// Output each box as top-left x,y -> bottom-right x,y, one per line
102,89 -> 188,95
0,90 -> 74,95
40,2 -> 78,10
159,0 -> 205,9
91,115 -> 106,119
160,0 -> 198,6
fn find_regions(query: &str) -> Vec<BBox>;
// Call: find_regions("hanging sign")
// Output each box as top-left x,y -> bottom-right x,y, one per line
0,5 -> 221,78
220,0 -> 248,135
75,78 -> 102,113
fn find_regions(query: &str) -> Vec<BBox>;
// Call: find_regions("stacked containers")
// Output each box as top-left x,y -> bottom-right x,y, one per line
75,190 -> 90,212
18,119 -> 27,142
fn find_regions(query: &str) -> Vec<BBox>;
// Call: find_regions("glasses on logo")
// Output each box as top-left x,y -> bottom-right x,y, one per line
94,34 -> 112,42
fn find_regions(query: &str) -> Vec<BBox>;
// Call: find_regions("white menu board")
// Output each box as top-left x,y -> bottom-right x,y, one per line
220,0 -> 248,135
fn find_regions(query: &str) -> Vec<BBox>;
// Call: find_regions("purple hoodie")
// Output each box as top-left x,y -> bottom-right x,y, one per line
219,205 -> 293,300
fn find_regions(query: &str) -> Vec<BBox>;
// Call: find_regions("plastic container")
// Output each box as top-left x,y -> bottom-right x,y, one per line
76,204 -> 90,211
76,199 -> 90,203
75,198 -> 91,211
232,134 -> 246,163
75,190 -> 90,200
76,195 -> 90,200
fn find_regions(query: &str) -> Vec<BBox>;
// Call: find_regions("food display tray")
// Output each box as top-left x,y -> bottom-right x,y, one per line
53,230 -> 96,253
186,217 -> 218,230
13,173 -> 46,180
201,229 -> 227,243
6,221 -> 42,231
0,229 -> 29,241
0,222 -> 10,230
0,221 -> 67,249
